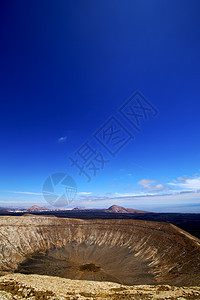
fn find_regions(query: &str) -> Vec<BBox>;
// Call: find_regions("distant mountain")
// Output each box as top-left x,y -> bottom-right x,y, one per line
26,205 -> 49,212
106,205 -> 149,214
71,204 -> 149,213
0,207 -> 10,211
73,207 -> 85,211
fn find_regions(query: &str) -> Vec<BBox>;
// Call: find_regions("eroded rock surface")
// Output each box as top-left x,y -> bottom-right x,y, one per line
0,216 -> 199,286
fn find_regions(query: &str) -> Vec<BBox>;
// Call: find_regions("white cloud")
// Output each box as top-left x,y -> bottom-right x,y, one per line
137,179 -> 170,193
138,179 -> 155,189
58,136 -> 67,143
168,175 -> 200,191
77,192 -> 92,195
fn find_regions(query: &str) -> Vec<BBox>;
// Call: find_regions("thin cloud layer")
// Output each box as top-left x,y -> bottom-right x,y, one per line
6,191 -> 43,196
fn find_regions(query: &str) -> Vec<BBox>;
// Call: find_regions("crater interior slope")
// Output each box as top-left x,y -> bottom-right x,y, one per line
0,216 -> 199,286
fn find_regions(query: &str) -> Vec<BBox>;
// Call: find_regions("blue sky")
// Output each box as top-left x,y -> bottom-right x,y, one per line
0,0 -> 200,212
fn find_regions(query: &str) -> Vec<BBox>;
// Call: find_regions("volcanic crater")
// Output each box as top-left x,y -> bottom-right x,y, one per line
0,216 -> 200,286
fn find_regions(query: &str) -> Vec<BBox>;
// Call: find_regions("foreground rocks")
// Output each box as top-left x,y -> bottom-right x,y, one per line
0,273 -> 200,299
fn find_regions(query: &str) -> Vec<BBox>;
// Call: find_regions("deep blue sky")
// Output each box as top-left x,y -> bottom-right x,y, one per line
0,0 -> 200,211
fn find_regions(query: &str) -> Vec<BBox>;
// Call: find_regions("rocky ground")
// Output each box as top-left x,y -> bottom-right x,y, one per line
0,273 -> 200,299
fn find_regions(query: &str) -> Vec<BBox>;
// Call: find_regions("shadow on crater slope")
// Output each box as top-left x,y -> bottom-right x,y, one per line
0,216 -> 200,286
